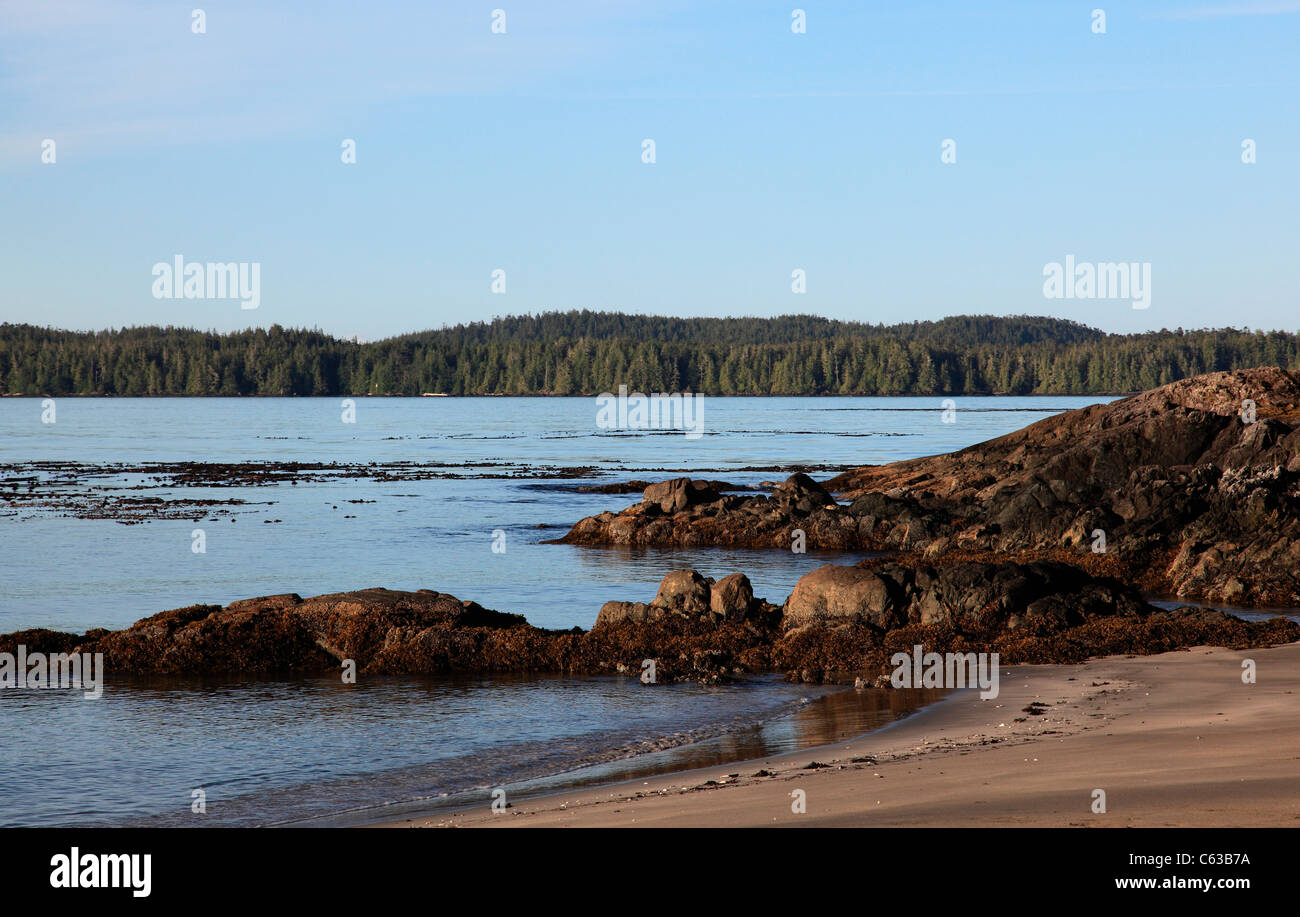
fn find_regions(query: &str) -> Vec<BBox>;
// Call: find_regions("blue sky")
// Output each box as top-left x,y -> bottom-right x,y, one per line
2,0 -> 1297,339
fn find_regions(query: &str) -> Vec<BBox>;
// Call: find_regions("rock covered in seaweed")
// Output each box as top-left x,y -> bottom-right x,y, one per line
3,562 -> 1294,686
782,559 -> 1151,632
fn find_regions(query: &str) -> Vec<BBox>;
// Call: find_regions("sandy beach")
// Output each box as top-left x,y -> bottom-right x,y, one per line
378,641 -> 1300,828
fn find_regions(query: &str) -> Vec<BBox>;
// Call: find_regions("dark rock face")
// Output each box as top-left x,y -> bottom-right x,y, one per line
827,368 -> 1300,604
556,369 -> 1300,606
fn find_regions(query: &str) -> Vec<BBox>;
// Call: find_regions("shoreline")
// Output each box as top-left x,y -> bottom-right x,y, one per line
319,680 -> 949,828
373,642 -> 1300,828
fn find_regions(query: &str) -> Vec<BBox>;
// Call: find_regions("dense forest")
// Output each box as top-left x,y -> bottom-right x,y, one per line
2,312 -> 1298,396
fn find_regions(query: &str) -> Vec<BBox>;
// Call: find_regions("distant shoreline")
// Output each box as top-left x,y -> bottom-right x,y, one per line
6,313 -> 1295,397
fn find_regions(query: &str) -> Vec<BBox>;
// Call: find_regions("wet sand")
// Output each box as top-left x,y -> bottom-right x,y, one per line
375,642 -> 1300,827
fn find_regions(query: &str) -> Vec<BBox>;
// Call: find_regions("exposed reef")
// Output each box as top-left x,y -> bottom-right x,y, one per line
5,563 -> 1293,685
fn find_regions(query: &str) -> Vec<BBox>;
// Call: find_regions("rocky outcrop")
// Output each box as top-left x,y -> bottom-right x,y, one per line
770,556 -> 1299,682
4,564 -> 1294,686
773,603 -> 1300,685
0,575 -> 778,684
827,368 -> 1300,604
555,369 -> 1300,605
0,589 -> 534,677
554,472 -> 858,549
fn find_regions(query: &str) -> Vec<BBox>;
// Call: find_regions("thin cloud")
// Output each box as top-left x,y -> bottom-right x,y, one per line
0,0 -> 674,165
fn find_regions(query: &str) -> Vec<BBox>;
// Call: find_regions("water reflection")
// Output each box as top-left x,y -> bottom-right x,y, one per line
325,685 -> 949,828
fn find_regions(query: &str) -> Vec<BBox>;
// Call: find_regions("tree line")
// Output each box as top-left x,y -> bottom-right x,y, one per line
2,312 -> 1298,396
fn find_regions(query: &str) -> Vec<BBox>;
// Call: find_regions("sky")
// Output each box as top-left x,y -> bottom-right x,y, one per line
1,0 -> 1297,340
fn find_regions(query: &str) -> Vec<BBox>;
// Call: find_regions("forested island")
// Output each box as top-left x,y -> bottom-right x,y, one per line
3,312 -> 1298,396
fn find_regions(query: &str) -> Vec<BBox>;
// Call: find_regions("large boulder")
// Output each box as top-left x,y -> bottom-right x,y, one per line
594,601 -> 657,627
642,478 -> 722,514
783,565 -> 902,630
652,569 -> 712,612
710,573 -> 755,617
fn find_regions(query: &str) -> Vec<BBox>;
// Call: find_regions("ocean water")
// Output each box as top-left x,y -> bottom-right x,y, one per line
0,395 -> 1111,827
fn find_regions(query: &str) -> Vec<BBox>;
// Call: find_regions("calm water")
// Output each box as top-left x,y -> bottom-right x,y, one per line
0,395 -> 1110,826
